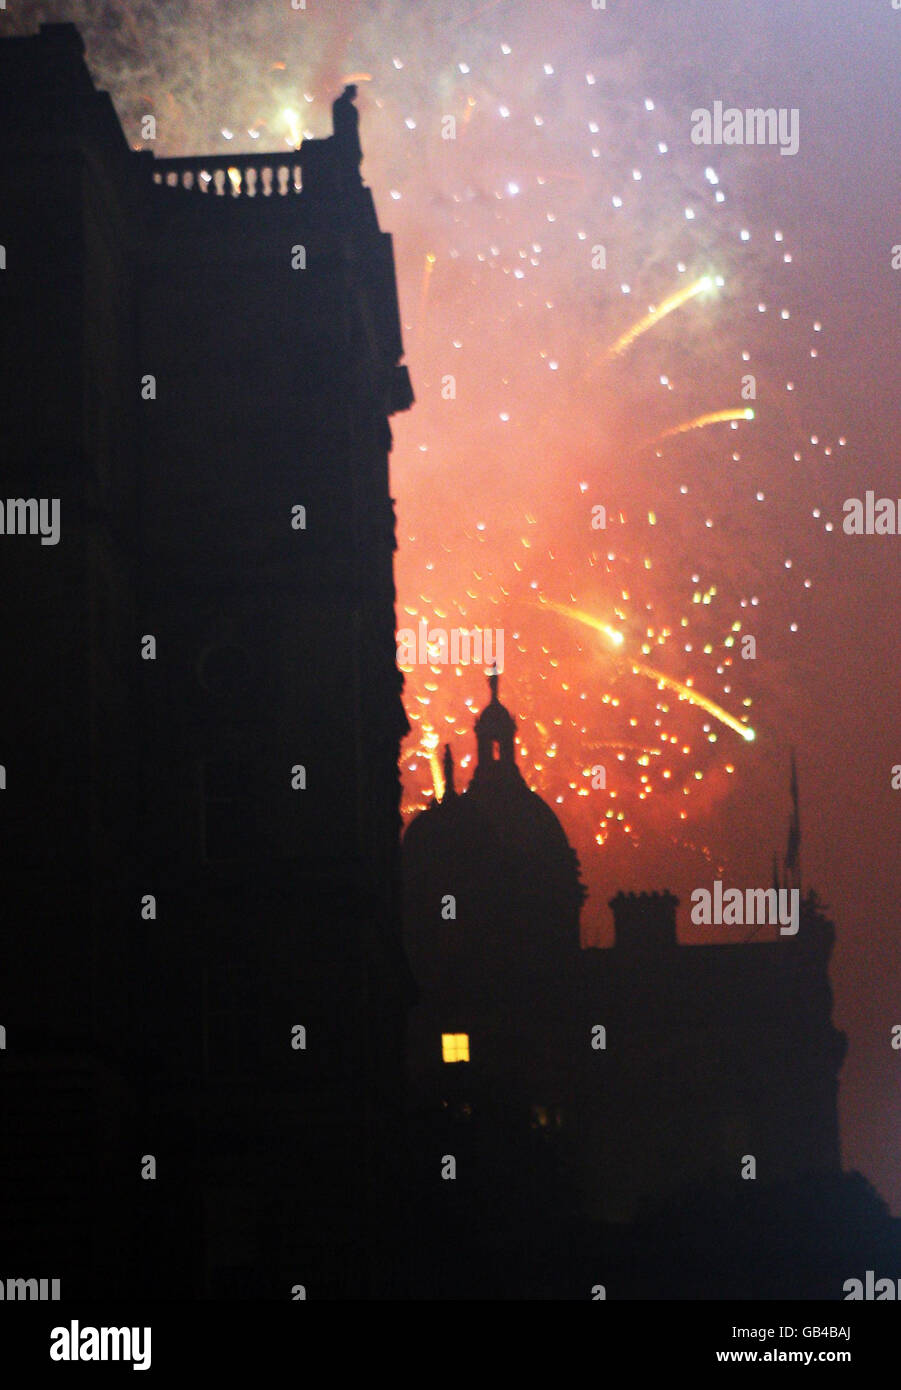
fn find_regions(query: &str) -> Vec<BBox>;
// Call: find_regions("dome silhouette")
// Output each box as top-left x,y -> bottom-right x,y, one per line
403,672 -> 586,962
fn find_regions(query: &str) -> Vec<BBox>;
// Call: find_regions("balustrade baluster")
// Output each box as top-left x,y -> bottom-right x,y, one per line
148,155 -> 308,197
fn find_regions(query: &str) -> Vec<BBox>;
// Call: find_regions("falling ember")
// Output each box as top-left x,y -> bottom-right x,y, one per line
539,598 -> 624,648
420,252 -> 437,325
656,408 -> 755,441
607,275 -> 716,358
626,660 -> 756,744
420,724 -> 445,801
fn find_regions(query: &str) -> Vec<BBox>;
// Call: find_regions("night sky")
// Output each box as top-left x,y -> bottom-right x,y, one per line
13,0 -> 899,1210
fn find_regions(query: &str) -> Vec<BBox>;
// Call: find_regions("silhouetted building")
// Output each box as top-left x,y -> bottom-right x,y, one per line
404,672 -> 586,1127
0,23 -> 413,1298
403,674 -> 848,1239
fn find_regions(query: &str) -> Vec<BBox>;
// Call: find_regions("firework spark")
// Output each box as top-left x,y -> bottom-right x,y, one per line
607,275 -> 717,359
656,408 -> 756,441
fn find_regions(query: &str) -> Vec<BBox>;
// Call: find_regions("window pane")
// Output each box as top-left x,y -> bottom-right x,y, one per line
441,1033 -> 469,1063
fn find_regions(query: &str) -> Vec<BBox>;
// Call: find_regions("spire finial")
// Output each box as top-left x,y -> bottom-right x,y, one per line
488,663 -> 499,702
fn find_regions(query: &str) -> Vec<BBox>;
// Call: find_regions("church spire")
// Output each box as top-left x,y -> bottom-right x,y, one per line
472,665 -> 518,781
442,743 -> 457,800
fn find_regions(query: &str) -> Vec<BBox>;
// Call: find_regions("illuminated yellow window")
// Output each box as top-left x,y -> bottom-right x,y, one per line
441,1032 -> 470,1063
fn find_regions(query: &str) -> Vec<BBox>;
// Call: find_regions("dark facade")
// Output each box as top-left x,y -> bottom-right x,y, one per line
0,23 -> 413,1298
403,675 -> 848,1233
